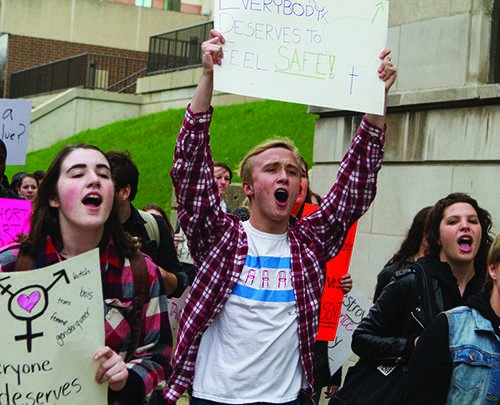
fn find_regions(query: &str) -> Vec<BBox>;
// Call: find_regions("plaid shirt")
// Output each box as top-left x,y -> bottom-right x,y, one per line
165,106 -> 385,403
0,237 -> 172,404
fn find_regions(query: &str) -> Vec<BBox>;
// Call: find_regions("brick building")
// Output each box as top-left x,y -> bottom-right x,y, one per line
3,34 -> 148,97
104,0 -> 182,12
0,0 -> 206,98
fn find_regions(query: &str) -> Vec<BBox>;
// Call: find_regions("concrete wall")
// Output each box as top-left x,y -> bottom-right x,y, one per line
25,68 -> 256,154
5,34 -> 148,97
0,0 -> 207,52
310,0 -> 500,300
29,88 -> 143,152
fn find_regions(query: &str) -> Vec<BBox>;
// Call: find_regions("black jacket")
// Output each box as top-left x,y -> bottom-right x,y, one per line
352,256 -> 485,365
373,258 -> 414,303
0,180 -> 22,199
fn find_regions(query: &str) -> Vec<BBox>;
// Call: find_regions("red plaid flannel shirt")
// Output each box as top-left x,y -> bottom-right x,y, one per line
165,106 -> 385,403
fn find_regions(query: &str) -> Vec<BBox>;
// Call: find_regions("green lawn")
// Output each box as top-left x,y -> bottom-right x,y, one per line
6,100 -> 318,211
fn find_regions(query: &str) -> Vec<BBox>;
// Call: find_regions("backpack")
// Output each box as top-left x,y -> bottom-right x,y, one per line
138,210 -> 160,247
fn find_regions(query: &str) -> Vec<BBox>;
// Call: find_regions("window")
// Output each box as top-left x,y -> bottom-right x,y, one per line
166,0 -> 180,11
135,0 -> 152,7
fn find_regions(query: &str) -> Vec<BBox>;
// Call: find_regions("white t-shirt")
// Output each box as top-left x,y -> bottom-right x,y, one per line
192,221 -> 305,403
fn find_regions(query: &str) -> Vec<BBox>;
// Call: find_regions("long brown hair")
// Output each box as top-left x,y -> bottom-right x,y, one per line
386,206 -> 432,266
20,144 -> 138,257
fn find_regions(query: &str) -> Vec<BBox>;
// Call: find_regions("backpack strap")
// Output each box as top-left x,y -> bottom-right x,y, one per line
138,210 -> 160,246
14,251 -> 36,272
125,252 -> 149,362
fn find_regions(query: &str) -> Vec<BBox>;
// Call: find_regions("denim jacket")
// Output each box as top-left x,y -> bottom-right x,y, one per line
446,306 -> 500,404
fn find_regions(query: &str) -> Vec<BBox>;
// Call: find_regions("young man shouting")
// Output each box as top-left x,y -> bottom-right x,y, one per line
164,30 -> 397,405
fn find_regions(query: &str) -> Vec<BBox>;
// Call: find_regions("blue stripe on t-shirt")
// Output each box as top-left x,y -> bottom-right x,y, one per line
232,284 -> 295,302
244,255 -> 291,269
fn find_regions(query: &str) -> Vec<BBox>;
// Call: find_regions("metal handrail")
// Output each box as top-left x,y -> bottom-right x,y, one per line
107,66 -> 148,92
10,52 -> 147,98
147,20 -> 213,74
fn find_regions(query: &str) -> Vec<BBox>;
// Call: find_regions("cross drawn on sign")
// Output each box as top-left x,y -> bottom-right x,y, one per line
0,270 -> 70,352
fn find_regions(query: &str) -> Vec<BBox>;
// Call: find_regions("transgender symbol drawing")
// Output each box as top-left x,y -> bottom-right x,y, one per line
0,270 -> 70,352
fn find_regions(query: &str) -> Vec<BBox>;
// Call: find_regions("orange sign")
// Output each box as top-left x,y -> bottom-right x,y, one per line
299,203 -> 358,341
316,222 -> 357,340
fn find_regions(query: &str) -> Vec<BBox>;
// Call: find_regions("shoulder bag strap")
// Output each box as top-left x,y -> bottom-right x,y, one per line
125,252 -> 149,362
413,262 -> 438,327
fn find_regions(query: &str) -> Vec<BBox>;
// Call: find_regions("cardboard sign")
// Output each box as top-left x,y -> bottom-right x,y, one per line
316,221 -> 357,340
0,99 -> 32,165
0,249 -> 107,404
327,287 -> 371,374
214,0 -> 389,114
0,198 -> 32,247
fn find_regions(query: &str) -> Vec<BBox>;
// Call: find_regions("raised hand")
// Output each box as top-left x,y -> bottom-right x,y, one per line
191,29 -> 226,113
201,29 -> 225,73
377,48 -> 397,93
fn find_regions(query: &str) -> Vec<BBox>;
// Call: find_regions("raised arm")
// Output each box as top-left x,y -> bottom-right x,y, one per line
365,49 -> 396,129
170,30 -> 231,264
302,50 -> 397,259
191,30 -> 224,113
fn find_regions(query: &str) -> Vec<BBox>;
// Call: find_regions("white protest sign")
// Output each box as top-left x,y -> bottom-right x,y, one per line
214,0 -> 389,115
1,99 -> 32,165
0,249 -> 107,404
327,287 -> 371,374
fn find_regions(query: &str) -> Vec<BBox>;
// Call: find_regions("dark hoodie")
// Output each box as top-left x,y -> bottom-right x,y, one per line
0,179 -> 21,199
420,256 -> 485,310
404,292 -> 500,404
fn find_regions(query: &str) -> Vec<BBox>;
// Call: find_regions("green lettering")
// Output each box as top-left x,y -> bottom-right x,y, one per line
275,45 -> 291,72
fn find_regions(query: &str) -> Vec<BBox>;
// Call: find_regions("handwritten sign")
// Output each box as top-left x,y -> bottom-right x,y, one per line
0,198 -> 32,247
0,249 -> 107,404
317,221 -> 357,340
1,99 -> 32,165
214,0 -> 389,114
327,287 -> 371,374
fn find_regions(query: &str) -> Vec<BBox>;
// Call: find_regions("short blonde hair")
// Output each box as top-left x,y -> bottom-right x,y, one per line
488,235 -> 500,266
239,138 -> 300,185
484,234 -> 500,294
